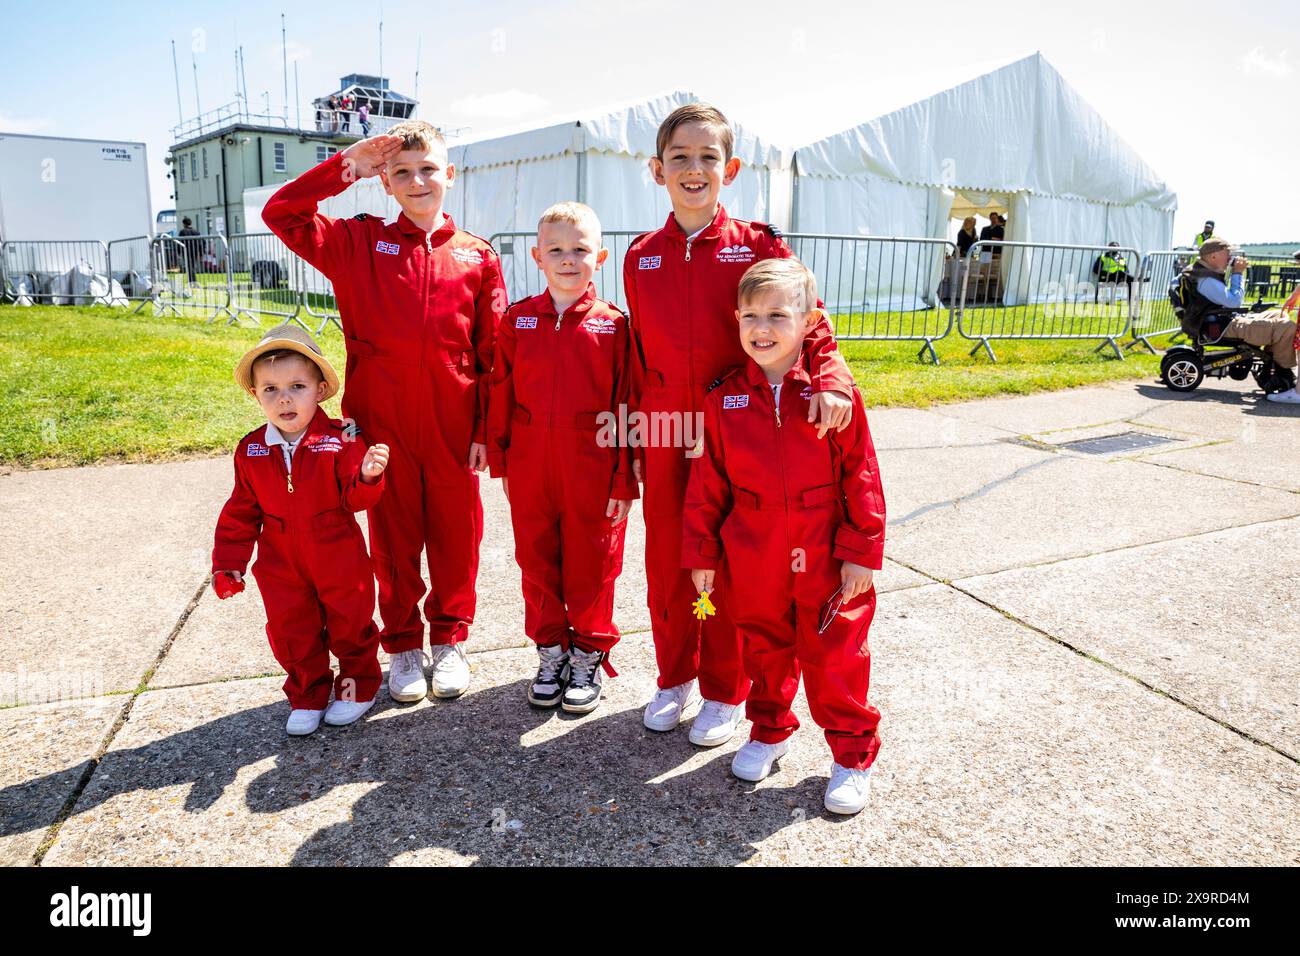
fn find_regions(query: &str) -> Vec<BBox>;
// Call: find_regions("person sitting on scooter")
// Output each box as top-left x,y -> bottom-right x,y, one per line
1178,238 -> 1300,404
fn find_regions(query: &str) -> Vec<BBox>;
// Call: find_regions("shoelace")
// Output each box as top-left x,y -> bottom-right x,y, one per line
536,650 -> 566,684
395,649 -> 428,678
567,650 -> 601,687
830,764 -> 870,790
431,644 -> 464,671
698,700 -> 730,723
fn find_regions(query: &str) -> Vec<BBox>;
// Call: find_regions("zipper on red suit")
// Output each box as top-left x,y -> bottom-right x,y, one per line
761,381 -> 793,558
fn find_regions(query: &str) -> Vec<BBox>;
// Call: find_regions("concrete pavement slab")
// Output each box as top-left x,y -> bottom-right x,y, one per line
939,382 -> 1166,436
0,458 -> 225,703
1126,380 -> 1300,442
866,406 -> 1013,451
0,695 -> 121,866
957,517 -> 1300,758
1130,432 -> 1300,494
886,454 -> 1300,580
38,585 -> 1299,866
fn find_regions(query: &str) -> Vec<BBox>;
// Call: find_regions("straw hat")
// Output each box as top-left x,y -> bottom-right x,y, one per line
234,324 -> 339,401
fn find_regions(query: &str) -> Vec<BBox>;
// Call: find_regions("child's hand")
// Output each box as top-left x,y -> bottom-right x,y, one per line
341,135 -> 404,179
606,498 -> 631,526
809,390 -> 853,438
467,442 -> 488,472
361,442 -> 389,483
501,476 -> 510,502
840,561 -> 874,600
212,570 -> 245,600
632,459 -> 643,483
691,569 -> 715,595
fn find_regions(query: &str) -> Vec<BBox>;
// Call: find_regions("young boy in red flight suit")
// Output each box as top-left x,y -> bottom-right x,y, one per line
212,325 -> 390,736
684,258 -> 885,815
487,202 -> 637,714
263,120 -> 506,704
624,103 -> 857,747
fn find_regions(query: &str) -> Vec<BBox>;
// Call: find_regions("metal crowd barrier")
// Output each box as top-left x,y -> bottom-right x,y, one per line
296,256 -> 341,334
956,240 -> 1140,361
491,231 -> 958,364
226,231 -> 304,328
0,240 -> 112,305
1126,249 -> 1190,354
106,236 -> 156,314
784,234 -> 957,364
149,234 -> 237,322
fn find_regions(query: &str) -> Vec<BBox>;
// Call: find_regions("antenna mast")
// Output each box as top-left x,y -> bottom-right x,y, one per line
281,14 -> 289,123
171,40 -> 184,124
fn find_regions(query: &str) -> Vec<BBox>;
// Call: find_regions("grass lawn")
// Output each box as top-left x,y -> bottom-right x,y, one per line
0,303 -> 1176,468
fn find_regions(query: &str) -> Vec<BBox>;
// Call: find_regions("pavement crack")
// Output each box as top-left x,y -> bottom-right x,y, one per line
889,455 -> 1063,529
944,579 -> 1300,767
31,575 -> 209,865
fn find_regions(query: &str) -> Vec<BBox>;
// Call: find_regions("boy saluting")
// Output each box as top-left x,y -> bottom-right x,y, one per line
264,121 -> 506,703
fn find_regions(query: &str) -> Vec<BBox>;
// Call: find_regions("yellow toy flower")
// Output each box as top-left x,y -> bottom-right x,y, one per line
691,590 -> 716,621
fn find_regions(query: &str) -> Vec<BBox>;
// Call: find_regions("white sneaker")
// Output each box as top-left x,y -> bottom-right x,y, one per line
688,699 -> 744,747
642,680 -> 699,731
323,696 -> 375,726
731,739 -> 789,782
285,708 -> 324,736
430,643 -> 471,698
388,649 -> 429,703
824,762 -> 875,815
1265,387 -> 1300,404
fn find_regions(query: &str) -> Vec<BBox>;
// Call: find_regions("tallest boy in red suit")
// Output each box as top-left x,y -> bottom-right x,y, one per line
623,104 -> 857,746
264,121 -> 506,702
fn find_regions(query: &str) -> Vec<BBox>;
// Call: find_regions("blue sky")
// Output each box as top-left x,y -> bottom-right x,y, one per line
2,0 -> 1296,242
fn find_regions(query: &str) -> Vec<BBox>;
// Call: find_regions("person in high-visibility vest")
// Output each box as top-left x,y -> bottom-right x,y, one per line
1092,241 -> 1133,304
1194,220 -> 1215,251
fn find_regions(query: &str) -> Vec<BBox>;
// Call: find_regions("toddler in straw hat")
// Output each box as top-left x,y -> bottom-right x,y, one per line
212,324 -> 390,735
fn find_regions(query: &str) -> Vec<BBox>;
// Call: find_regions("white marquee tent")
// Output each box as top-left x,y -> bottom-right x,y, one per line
445,89 -> 790,238
445,90 -> 791,300
792,53 -> 1177,307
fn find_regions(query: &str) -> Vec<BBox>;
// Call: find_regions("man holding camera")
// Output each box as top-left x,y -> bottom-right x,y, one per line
1181,238 -> 1300,404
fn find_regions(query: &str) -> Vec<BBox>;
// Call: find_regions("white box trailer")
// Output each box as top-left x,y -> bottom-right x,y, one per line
0,133 -> 153,245
0,133 -> 154,297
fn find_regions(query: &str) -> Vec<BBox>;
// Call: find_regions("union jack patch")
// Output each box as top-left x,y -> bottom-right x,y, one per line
722,394 -> 749,410
638,256 -> 661,270
516,316 -> 538,329
375,241 -> 400,255
246,442 -> 270,456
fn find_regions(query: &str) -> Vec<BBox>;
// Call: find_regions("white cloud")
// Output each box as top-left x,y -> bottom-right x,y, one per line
0,112 -> 56,135
1240,46 -> 1292,78
446,90 -> 550,121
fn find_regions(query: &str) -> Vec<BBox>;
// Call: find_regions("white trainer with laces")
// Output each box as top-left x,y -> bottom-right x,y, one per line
642,680 -> 699,731
323,697 -> 375,726
824,762 -> 875,815
688,699 -> 744,747
387,649 -> 429,703
285,708 -> 324,736
730,739 -> 789,782
1265,387 -> 1300,405
430,643 -> 471,698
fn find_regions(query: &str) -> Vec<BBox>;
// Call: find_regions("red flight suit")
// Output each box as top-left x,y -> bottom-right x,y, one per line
264,152 -> 506,652
623,206 -> 855,704
681,355 -> 886,769
487,285 -> 638,655
213,408 -> 385,710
